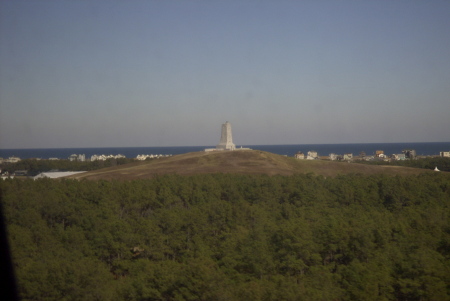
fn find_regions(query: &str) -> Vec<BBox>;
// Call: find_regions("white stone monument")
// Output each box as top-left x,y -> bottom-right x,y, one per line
216,121 -> 236,150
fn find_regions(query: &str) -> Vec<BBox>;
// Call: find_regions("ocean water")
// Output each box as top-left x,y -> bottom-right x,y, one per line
1,142 -> 449,160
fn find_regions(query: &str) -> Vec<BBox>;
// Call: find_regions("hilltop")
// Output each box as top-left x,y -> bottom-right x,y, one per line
68,150 -> 435,180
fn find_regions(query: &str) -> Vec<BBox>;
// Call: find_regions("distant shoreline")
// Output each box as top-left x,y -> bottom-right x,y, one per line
1,142 -> 450,159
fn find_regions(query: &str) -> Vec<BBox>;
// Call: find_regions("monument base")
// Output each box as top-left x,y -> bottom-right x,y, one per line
204,146 -> 252,152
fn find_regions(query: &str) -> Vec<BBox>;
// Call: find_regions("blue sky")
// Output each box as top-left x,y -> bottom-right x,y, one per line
1,0 -> 449,148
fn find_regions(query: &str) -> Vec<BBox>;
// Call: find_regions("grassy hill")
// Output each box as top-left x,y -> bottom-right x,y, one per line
68,150 -> 436,180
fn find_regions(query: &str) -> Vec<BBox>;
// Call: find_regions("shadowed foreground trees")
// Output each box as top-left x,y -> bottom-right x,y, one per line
1,173 -> 450,300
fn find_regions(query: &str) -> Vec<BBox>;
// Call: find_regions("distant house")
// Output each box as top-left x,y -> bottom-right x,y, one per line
343,153 -> 353,161
294,152 -> 305,159
440,151 -> 450,158
307,151 -> 318,160
69,154 -> 86,161
69,154 -> 78,161
33,171 -> 86,180
329,153 -> 344,161
402,149 -> 416,159
1,173 -> 14,180
375,150 -> 384,158
392,154 -> 406,161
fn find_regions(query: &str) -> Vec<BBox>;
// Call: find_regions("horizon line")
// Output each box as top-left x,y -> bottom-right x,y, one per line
1,141 -> 450,150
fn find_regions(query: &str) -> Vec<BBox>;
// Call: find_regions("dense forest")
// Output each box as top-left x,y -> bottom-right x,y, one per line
1,172 -> 450,300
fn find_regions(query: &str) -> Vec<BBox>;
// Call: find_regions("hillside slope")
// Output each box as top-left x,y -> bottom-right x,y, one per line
68,150 -> 436,180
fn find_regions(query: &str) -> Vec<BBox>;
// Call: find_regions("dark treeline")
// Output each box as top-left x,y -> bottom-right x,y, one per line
0,158 -> 136,175
1,173 -> 450,300
355,157 -> 450,172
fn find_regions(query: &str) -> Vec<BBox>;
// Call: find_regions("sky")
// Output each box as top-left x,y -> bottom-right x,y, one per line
1,0 -> 449,148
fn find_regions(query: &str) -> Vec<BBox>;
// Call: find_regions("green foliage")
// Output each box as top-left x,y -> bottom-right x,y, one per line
1,172 -> 450,300
355,157 -> 450,172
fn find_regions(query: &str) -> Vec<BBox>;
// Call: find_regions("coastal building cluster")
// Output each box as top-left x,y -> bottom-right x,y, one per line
1,146 -> 450,180
136,154 -> 172,160
0,156 -> 21,164
1,146 -> 450,167
69,154 -> 86,161
294,148 -> 450,162
90,154 -> 126,161
294,151 -> 320,160
67,153 -> 128,161
0,121 -> 449,180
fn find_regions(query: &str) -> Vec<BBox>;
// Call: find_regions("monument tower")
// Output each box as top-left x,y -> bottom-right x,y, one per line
216,121 -> 236,150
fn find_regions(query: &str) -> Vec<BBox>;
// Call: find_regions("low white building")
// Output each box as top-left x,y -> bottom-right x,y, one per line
70,154 -> 86,161
69,154 -> 78,161
440,151 -> 450,158
392,154 -> 406,161
402,149 -> 416,159
306,151 -> 318,160
91,154 -> 104,161
343,153 -> 353,161
1,174 -> 14,180
5,156 -> 21,163
136,154 -> 155,160
295,152 -> 305,159
33,171 -> 86,180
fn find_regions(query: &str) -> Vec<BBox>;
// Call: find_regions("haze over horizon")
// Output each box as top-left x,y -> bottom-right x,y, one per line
1,1 -> 449,149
